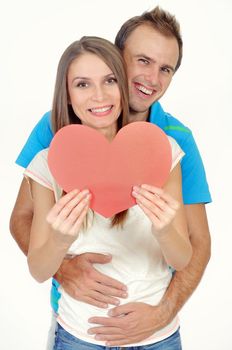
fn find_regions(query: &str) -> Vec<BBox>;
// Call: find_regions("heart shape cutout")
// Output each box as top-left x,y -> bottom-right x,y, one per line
48,122 -> 172,217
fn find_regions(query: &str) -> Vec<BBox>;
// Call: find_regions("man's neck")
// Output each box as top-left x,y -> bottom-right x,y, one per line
127,109 -> 149,124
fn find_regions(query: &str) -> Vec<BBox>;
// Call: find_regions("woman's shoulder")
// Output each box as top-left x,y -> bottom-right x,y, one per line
167,136 -> 185,170
24,148 -> 51,185
26,148 -> 49,169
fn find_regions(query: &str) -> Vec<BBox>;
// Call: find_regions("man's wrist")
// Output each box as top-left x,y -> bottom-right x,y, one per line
54,254 -> 77,282
153,298 -> 175,327
53,268 -> 62,283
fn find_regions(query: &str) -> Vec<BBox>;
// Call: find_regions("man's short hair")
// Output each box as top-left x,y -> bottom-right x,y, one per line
115,6 -> 183,71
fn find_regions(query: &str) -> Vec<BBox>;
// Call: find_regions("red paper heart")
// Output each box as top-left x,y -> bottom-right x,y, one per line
48,122 -> 172,217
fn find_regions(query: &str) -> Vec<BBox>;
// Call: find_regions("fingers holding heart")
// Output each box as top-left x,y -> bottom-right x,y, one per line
132,184 -> 179,232
48,123 -> 172,217
46,188 -> 91,239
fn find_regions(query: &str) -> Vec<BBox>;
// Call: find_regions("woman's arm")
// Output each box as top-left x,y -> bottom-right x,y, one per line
27,181 -> 90,283
132,163 -> 192,271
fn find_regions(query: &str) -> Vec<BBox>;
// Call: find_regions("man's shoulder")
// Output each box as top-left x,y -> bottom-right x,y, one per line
150,103 -> 211,204
37,110 -> 52,128
16,110 -> 52,168
149,102 -> 192,145
32,110 -> 52,138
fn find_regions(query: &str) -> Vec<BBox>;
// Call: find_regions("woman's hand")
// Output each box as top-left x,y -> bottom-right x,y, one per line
132,184 -> 179,236
132,169 -> 192,271
46,188 -> 91,244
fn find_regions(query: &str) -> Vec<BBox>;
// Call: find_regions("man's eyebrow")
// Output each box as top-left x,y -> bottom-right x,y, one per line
135,54 -> 155,63
135,54 -> 175,72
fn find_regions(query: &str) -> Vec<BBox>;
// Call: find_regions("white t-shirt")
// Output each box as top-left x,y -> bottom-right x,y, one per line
24,136 -> 184,346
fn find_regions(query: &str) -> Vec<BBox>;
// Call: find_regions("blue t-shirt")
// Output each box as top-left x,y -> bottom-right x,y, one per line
16,101 -> 211,312
149,103 -> 211,204
17,102 -> 211,204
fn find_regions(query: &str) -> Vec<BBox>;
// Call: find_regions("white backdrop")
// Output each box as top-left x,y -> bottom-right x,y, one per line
1,0 -> 232,349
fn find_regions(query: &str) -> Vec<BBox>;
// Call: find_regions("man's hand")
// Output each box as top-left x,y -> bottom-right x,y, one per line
87,205 -> 211,346
88,302 -> 170,346
54,253 -> 128,308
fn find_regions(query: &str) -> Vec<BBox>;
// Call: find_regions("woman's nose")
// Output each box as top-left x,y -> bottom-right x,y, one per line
91,85 -> 105,102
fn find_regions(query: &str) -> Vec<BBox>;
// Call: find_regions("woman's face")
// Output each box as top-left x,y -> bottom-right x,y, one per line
67,53 -> 121,138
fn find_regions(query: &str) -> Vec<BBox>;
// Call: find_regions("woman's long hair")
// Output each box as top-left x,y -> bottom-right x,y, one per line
51,36 -> 130,227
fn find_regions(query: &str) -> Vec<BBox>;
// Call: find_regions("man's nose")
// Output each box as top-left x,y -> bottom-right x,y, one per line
144,66 -> 160,86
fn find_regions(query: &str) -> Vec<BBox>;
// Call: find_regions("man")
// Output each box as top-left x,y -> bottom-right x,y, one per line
10,6 -> 211,347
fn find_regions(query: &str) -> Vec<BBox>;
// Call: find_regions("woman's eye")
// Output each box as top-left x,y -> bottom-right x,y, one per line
106,77 -> 117,84
76,82 -> 88,88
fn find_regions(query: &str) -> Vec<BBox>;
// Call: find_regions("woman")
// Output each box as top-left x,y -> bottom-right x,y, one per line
25,36 -> 192,349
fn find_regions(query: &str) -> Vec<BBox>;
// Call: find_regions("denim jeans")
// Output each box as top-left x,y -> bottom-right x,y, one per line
53,323 -> 182,350
46,312 -> 57,350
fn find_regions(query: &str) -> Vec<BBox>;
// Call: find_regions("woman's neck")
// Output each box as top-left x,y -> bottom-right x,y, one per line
100,124 -> 117,141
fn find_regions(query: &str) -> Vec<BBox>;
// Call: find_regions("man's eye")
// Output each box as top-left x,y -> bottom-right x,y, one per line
138,58 -> 149,65
161,67 -> 171,74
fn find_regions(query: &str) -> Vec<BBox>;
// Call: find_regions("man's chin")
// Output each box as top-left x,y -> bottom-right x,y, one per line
129,96 -> 159,114
129,102 -> 151,115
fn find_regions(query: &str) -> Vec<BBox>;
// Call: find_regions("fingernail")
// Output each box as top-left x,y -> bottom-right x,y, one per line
122,292 -> 128,298
132,190 -> 138,197
82,189 -> 90,195
108,309 -> 113,316
84,195 -> 91,203
133,186 -> 139,192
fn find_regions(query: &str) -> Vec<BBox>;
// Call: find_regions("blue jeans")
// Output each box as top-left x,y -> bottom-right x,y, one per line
53,323 -> 182,350
46,312 -> 57,350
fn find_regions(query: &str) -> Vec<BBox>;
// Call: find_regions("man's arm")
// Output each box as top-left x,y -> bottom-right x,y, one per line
160,204 -> 211,315
10,178 -> 33,255
9,179 -> 127,307
88,203 -> 211,346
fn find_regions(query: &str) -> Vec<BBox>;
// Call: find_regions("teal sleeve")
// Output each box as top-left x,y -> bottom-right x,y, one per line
179,132 -> 212,204
149,103 -> 212,204
16,111 -> 53,168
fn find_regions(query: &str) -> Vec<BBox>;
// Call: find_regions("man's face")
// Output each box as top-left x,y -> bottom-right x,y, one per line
123,24 -> 179,118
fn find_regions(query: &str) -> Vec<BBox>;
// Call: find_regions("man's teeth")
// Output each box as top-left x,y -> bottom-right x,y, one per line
137,85 -> 153,95
91,106 -> 112,113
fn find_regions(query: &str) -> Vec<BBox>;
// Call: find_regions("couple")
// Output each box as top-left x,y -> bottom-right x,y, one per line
10,6 -> 211,350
